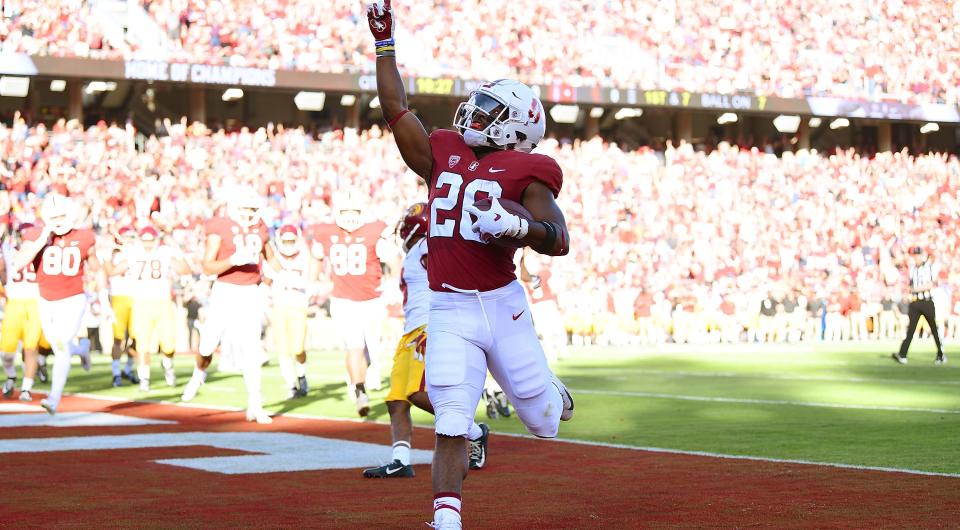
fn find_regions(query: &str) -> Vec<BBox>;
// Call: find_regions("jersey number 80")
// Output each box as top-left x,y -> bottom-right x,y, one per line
41,246 -> 82,276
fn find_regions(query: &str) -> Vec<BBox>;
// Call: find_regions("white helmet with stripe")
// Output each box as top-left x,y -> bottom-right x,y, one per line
40,193 -> 79,236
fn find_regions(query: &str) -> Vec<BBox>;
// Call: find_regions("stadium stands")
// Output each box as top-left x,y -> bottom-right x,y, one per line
3,0 -> 959,103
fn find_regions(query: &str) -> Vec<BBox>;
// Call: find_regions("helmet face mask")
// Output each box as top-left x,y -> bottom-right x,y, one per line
40,194 -> 78,236
453,79 -> 546,153
333,190 -> 365,232
227,187 -> 263,228
276,225 -> 301,257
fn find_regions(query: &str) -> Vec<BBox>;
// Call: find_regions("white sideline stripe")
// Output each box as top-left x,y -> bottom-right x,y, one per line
491,432 -> 960,479
69,393 -> 960,478
599,368 -> 960,386
570,389 -> 960,414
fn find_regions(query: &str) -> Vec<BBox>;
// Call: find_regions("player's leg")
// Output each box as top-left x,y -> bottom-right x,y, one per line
365,328 -> 420,478
272,305 -> 298,397
183,285 -> 226,401
290,306 -> 309,396
332,298 -> 370,415
235,285 -> 270,423
37,294 -> 87,413
361,299 -> 385,391
18,299 -> 43,400
158,301 -> 177,386
0,299 -> 24,398
486,300 -> 568,439
110,296 -> 129,385
920,301 -> 946,361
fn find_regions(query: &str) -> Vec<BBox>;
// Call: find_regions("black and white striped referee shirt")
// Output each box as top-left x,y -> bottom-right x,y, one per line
910,260 -> 939,293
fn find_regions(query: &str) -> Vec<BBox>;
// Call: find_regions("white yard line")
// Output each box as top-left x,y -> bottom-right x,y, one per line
592,368 -> 960,386
570,388 -> 960,414
67,392 -> 960,478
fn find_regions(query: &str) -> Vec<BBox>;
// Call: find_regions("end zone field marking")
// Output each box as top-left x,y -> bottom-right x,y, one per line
68,393 -> 960,478
0,411 -> 174,428
571,388 -> 960,414
592,368 -> 960,386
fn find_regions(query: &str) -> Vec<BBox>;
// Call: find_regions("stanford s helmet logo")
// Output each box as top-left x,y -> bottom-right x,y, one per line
528,100 -> 542,124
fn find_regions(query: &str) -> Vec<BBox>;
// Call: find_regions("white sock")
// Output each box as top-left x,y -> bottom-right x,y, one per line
392,441 -> 411,465
191,366 -> 207,383
2,354 -> 15,378
433,494 -> 462,525
137,364 -> 150,383
38,355 -> 46,367
242,351 -> 263,410
294,361 -> 306,378
21,377 -> 34,392
111,359 -> 121,377
278,355 -> 296,389
161,356 -> 173,371
125,356 -> 134,372
467,422 -> 483,441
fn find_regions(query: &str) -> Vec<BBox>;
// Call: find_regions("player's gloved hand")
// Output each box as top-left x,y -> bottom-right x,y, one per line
464,198 -> 529,243
229,249 -> 258,267
365,0 -> 396,56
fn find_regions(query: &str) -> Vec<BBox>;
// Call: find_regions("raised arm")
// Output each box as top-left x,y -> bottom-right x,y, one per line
366,0 -> 433,180
13,225 -> 51,273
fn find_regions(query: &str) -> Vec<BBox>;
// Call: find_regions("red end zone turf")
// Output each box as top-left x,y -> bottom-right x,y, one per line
0,396 -> 957,529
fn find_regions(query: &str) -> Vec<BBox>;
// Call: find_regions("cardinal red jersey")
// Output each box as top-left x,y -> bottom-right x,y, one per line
312,220 -> 387,301
22,225 -> 97,301
205,217 -> 269,285
426,129 -> 563,293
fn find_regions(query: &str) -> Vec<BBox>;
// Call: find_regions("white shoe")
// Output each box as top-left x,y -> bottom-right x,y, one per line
428,513 -> 462,530
164,368 -> 176,387
551,375 -> 574,421
355,391 -> 370,417
40,398 -> 56,415
245,408 -> 273,424
181,377 -> 203,402
139,378 -> 150,393
19,389 -> 32,402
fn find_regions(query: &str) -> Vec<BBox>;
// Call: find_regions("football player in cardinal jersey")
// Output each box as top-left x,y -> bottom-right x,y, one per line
120,226 -> 192,392
105,226 -> 140,387
0,223 -> 47,402
13,194 -> 105,414
312,190 -> 393,416
181,185 -> 281,424
368,3 -> 574,527
265,224 -> 318,399
363,203 -> 490,479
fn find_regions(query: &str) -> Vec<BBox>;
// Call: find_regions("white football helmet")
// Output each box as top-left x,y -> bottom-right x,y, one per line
454,79 -> 546,153
227,185 -> 264,228
40,193 -> 79,236
334,190 -> 365,232
276,224 -> 302,257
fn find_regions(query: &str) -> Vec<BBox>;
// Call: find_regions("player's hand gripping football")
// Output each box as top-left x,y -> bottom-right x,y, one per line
229,248 -> 258,267
464,198 -> 529,243
365,0 -> 395,42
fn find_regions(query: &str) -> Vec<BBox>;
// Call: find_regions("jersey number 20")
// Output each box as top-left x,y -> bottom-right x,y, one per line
430,171 -> 503,242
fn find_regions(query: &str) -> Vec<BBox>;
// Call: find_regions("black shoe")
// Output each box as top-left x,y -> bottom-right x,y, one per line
37,364 -> 48,384
296,376 -> 309,397
362,459 -> 415,478
112,375 -> 122,387
469,423 -> 489,470
891,353 -> 908,365
2,378 -> 15,399
122,370 -> 140,384
936,354 -> 947,365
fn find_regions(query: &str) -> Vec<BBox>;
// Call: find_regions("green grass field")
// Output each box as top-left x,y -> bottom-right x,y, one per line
54,340 -> 960,475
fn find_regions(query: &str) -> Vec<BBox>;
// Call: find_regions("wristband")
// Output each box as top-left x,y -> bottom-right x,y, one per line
375,38 -> 396,57
515,217 -> 529,239
387,109 -> 410,128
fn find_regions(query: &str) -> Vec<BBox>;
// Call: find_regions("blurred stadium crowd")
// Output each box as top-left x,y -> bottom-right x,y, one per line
3,0 -> 959,103
2,115 -> 958,346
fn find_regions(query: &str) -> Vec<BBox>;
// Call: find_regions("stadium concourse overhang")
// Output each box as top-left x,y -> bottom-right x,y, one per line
0,54 -> 957,153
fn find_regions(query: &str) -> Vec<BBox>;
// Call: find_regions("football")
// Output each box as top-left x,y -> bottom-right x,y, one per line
470,197 -> 534,247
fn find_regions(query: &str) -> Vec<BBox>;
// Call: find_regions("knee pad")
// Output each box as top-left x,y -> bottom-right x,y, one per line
434,409 -> 470,438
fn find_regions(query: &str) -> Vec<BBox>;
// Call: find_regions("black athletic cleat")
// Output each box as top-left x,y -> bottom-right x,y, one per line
2,378 -> 15,399
37,364 -> 48,383
122,370 -> 141,384
492,390 -> 511,418
112,375 -> 122,387
469,423 -> 489,470
363,459 -> 415,478
936,354 -> 947,365
296,376 -> 309,397
891,353 -> 908,365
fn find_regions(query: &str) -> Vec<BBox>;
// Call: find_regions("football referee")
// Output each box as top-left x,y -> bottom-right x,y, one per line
892,247 -> 947,365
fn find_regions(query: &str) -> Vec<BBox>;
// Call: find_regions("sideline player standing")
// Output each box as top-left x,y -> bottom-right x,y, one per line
266,224 -> 318,399
312,191 -> 392,416
0,223 -> 45,401
892,247 -> 947,365
180,186 -> 281,424
362,203 -> 489,479
14,194 -> 102,414
367,3 -> 574,527
105,226 -> 139,386
124,226 -> 192,391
